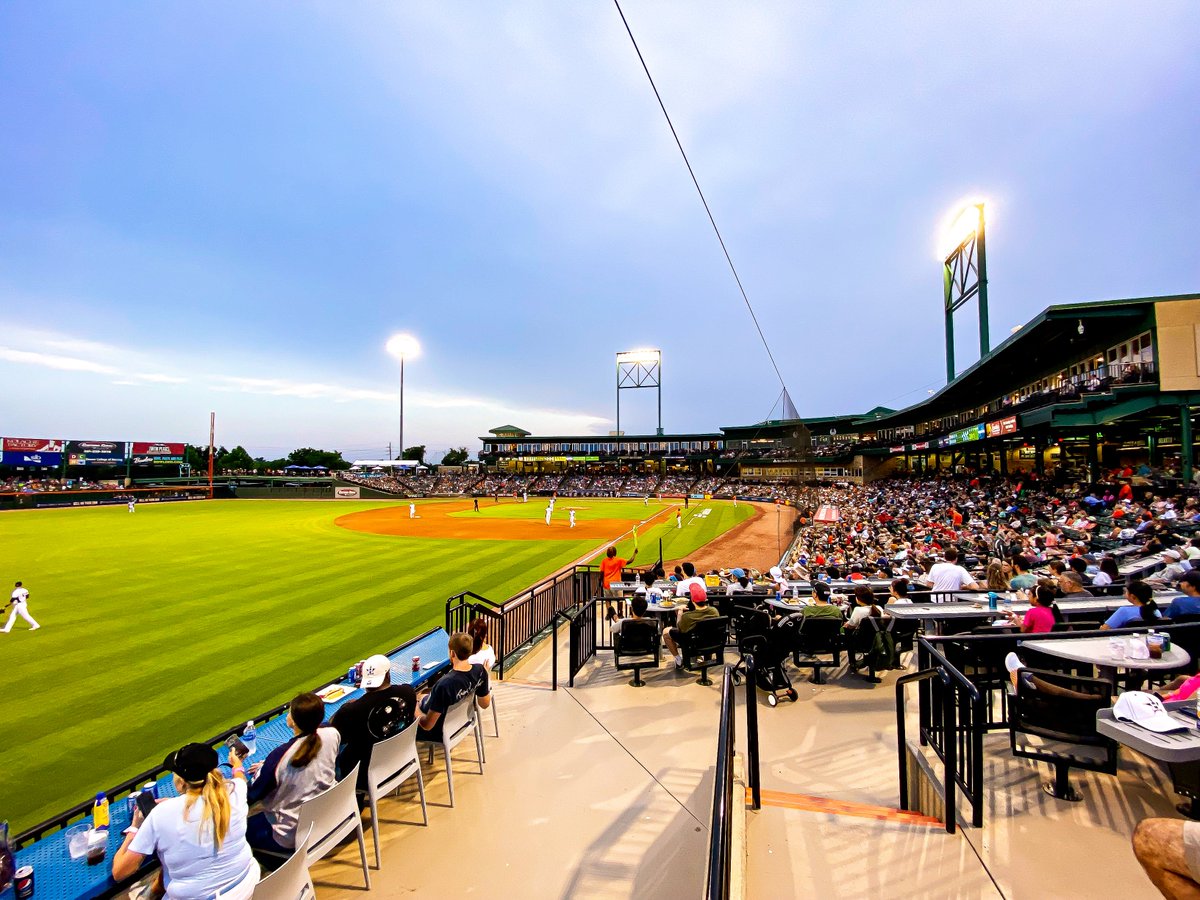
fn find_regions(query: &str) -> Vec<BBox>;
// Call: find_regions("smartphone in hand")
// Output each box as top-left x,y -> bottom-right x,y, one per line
225,735 -> 250,758
136,790 -> 156,819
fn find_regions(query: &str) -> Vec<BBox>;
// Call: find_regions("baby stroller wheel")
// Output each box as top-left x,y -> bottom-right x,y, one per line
787,689 -> 798,702
767,693 -> 778,707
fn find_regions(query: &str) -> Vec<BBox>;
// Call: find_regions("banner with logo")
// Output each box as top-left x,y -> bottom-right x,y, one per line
130,442 -> 185,464
1,437 -> 64,467
66,440 -> 127,466
335,486 -> 361,499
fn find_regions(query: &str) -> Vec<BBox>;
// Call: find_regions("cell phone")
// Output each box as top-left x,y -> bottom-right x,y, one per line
136,790 -> 156,819
225,735 -> 249,757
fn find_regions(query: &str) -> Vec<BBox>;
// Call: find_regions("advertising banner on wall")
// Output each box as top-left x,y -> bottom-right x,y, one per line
1,437 -> 64,467
66,440 -> 127,465
335,486 -> 361,499
130,442 -> 185,464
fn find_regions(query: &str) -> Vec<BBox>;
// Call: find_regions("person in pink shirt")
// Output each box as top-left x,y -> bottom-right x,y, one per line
1004,584 -> 1062,634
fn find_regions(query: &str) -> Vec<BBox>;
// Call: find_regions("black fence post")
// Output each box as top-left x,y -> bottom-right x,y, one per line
939,670 -> 957,835
744,653 -> 761,810
551,612 -> 559,691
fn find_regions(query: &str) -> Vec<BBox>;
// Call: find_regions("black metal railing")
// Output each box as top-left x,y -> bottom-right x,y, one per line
445,590 -> 508,678
706,666 -> 737,900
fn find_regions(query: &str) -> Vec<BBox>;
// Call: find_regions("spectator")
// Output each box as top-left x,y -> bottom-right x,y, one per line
113,742 -> 259,899
1009,556 -> 1038,591
1132,817 -> 1200,898
1093,556 -> 1119,588
845,585 -> 882,629
801,583 -> 844,621
599,545 -> 637,621
985,561 -> 1009,591
612,594 -> 651,636
1103,582 -> 1162,630
415,632 -> 491,743
1167,572 -> 1200,619
662,583 -> 719,667
466,618 -> 497,671
245,692 -> 339,855
887,578 -> 913,608
1004,585 -> 1062,634
331,654 -> 418,792
924,548 -> 983,595
674,562 -> 706,597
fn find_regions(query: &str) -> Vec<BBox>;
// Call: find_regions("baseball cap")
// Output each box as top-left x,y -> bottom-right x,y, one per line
731,567 -> 746,579
164,742 -> 219,783
769,566 -> 783,580
1163,549 -> 1182,561
689,582 -> 708,604
1113,691 -> 1188,733
360,654 -> 393,689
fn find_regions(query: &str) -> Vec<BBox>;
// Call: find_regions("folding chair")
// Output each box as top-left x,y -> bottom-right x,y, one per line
252,825 -> 314,900
365,723 -> 427,869
421,694 -> 483,807
284,764 -> 370,890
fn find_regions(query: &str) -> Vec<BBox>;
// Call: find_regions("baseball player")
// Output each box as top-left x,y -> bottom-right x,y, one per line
676,510 -> 683,529
522,490 -> 528,504
409,501 -> 416,519
569,509 -> 576,528
2,581 -> 40,632
128,498 -> 136,513
545,503 -> 553,526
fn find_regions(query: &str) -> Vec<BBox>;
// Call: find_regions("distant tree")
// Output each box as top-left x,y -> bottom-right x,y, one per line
440,446 -> 471,466
218,446 -> 256,472
184,444 -> 207,471
401,445 -> 426,464
288,447 -> 351,470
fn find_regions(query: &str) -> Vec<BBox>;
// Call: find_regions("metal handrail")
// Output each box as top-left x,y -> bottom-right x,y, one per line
706,666 -> 736,900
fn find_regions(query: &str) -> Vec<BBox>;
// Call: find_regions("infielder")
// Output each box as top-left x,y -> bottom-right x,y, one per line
409,502 -> 416,519
676,510 -> 683,529
545,503 -> 553,526
569,509 -> 576,528
2,581 -> 40,632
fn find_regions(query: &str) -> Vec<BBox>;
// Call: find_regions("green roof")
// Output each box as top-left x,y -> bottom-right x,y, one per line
488,425 -> 531,436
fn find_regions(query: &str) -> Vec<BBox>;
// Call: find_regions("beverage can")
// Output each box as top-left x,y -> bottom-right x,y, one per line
14,865 -> 33,899
126,794 -> 139,817
412,656 -> 420,672
141,782 -> 157,800
347,665 -> 357,685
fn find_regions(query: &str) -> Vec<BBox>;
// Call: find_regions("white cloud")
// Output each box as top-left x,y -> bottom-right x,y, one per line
0,346 -> 118,375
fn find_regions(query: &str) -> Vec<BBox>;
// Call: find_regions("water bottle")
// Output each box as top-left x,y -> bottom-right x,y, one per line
241,720 -> 257,757
92,793 -> 109,831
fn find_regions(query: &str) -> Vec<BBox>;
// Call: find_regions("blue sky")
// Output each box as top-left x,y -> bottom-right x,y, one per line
2,2 -> 1197,460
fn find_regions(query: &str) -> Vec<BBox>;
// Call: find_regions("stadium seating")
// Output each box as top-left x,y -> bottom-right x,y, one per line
252,824 -> 314,900
421,694 -> 484,808
366,724 -> 428,868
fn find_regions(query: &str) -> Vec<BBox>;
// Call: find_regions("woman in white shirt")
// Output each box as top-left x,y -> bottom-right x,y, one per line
113,742 -> 259,899
467,617 -> 497,671
245,692 -> 340,855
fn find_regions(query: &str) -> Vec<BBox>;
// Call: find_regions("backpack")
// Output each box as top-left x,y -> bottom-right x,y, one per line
868,619 -> 899,670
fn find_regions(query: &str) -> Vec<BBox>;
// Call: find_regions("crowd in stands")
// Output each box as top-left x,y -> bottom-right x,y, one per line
1,476 -> 108,492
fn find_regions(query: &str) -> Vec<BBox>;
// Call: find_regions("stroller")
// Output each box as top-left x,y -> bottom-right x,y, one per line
730,610 -> 798,707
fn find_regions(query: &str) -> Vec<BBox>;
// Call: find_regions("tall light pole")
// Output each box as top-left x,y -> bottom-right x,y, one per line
386,333 -> 421,466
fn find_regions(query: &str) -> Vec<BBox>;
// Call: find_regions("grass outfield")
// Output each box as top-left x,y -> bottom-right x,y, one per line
0,496 -> 748,832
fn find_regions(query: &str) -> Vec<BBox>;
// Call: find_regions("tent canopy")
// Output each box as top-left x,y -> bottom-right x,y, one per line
350,459 -> 421,469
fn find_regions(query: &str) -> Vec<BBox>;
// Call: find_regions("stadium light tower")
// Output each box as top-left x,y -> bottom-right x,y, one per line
938,199 -> 990,384
386,333 -> 421,465
616,349 -> 662,436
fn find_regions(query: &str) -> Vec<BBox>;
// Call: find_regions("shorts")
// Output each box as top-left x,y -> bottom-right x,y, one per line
1185,821 -> 1200,883
603,587 -> 620,598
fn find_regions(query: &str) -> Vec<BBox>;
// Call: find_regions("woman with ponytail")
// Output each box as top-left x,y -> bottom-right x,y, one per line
1005,584 -> 1063,634
113,741 -> 258,898
1103,580 -> 1163,630
245,692 -> 339,856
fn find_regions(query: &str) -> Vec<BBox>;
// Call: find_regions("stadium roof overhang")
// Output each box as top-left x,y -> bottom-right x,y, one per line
869,295 -> 1174,428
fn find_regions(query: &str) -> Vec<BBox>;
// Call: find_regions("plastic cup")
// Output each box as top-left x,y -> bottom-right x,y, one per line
66,825 -> 90,860
1109,637 -> 1125,660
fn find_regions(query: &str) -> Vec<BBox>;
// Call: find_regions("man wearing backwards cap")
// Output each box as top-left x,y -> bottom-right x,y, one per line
331,654 -> 417,794
662,582 -> 719,668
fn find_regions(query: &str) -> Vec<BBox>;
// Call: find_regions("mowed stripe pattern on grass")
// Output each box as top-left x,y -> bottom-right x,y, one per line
0,499 -> 612,831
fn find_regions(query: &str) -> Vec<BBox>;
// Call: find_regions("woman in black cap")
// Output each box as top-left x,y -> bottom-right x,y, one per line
113,741 -> 258,898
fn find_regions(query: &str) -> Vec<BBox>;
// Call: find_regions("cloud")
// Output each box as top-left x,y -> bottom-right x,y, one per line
0,346 -> 118,375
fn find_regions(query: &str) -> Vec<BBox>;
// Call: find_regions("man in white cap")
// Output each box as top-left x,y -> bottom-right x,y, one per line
331,654 -> 417,794
1147,549 -> 1192,587
1,581 -> 40,633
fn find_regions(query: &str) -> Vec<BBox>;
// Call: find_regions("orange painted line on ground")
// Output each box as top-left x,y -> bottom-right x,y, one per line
749,788 -> 943,827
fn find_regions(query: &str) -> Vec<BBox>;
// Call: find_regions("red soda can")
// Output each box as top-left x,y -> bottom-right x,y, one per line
14,865 -> 34,899
411,656 -> 420,672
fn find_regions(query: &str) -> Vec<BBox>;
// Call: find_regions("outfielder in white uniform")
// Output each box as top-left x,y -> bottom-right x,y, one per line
2,582 -> 40,632
545,504 -> 553,526
409,502 -> 416,519
128,499 -> 136,513
569,509 -> 576,528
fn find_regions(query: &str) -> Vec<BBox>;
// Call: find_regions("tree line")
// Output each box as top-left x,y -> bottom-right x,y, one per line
184,444 -> 472,472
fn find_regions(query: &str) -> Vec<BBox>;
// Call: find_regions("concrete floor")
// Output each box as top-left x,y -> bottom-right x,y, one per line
314,634 -> 1176,899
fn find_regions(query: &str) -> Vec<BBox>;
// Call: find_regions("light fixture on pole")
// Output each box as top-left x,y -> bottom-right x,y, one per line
386,333 -> 421,467
615,348 -> 663,437
938,198 -> 991,385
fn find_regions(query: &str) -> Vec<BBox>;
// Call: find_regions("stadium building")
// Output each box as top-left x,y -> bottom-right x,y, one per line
480,293 -> 1200,487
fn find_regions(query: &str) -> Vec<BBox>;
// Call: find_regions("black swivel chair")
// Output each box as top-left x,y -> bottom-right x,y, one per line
1009,668 -> 1117,801
782,615 -> 843,684
613,619 -> 661,687
677,616 -> 730,686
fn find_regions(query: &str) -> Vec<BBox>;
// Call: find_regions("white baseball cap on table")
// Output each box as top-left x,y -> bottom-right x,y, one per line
361,654 -> 392,689
1113,691 -> 1187,733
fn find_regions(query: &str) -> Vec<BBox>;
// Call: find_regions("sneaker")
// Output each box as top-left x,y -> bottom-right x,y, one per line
1004,652 -> 1024,674
674,655 -> 684,669
29,626 -> 39,631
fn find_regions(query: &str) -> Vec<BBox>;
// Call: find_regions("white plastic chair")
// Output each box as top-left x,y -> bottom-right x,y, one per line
423,694 -> 483,807
253,825 -> 314,900
292,764 -> 371,890
365,723 -> 427,868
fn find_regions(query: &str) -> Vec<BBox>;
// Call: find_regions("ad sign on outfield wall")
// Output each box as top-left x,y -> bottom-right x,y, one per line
130,441 -> 185,464
1,437 -> 64,467
66,440 -> 127,465
335,486 -> 361,499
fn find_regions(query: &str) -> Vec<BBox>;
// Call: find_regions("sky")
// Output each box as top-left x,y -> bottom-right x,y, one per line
2,2 -> 1198,462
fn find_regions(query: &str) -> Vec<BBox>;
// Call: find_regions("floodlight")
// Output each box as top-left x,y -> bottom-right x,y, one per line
937,198 -> 989,260
386,333 -> 422,361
